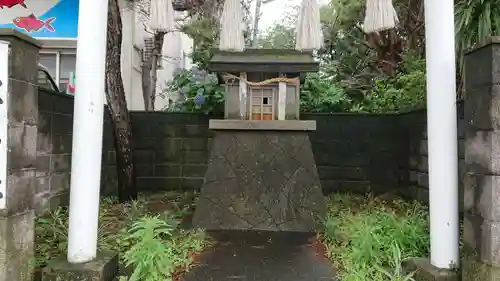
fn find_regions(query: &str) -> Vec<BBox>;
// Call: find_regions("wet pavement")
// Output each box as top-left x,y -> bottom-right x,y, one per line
183,230 -> 337,281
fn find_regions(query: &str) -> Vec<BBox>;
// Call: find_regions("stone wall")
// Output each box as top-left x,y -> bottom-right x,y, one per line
125,112 -> 409,195
398,101 -> 466,203
35,90 -> 468,209
461,39 -> 500,280
302,113 -> 405,195
101,112 -> 214,196
0,29 -> 40,281
36,90 -> 121,211
35,90 -> 74,214
33,91 -> 217,209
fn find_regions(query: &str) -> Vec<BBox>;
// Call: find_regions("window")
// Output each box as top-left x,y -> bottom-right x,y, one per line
37,69 -> 58,92
38,52 -> 77,92
39,53 -> 57,79
249,87 -> 275,120
59,54 -> 76,91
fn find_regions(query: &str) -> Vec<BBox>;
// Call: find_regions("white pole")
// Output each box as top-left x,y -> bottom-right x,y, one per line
424,0 -> 459,269
67,0 -> 109,264
0,41 -> 8,211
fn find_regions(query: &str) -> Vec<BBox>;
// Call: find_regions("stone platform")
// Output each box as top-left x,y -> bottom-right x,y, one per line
183,230 -> 336,281
192,120 -> 326,232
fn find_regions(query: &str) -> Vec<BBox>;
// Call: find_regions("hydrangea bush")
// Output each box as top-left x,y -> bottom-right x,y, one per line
166,67 -> 225,114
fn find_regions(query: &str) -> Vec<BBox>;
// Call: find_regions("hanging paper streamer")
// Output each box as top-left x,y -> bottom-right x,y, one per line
219,0 -> 245,52
363,0 -> 398,33
149,0 -> 176,33
295,0 -> 323,51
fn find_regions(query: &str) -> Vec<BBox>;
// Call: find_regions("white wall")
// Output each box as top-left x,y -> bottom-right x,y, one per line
120,0 -> 147,110
120,6 -> 193,111
120,0 -> 135,108
154,12 -> 193,111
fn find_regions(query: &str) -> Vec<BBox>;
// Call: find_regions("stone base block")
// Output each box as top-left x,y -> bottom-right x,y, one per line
462,256 -> 500,281
404,258 -> 459,281
41,253 -> 118,281
0,210 -> 35,281
192,129 -> 326,232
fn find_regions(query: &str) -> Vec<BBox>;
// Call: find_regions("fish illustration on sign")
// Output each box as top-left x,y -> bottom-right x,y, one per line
0,0 -> 27,9
12,13 -> 55,33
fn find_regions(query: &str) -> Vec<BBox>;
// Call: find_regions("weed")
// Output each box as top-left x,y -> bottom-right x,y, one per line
319,193 -> 429,281
35,191 -> 209,280
118,215 -> 209,281
121,215 -> 177,281
35,207 -> 69,267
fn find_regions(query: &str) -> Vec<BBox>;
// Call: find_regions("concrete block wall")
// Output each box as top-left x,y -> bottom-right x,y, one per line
398,102 -> 466,203
0,29 -> 40,281
123,112 -> 409,196
35,90 -> 74,214
33,83 -> 474,209
36,91 -> 470,206
101,112 -> 214,195
302,113 -> 405,195
461,39 -> 500,280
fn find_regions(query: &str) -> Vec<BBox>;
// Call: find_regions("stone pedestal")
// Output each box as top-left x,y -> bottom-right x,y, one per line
192,120 -> 326,232
0,29 -> 41,281
404,258 -> 459,281
462,37 -> 500,280
41,253 -> 118,281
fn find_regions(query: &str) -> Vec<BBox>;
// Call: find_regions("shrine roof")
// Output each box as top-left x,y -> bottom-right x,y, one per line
208,48 -> 319,73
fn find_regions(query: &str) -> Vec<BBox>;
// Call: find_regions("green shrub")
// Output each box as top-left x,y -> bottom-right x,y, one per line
300,51 -> 426,114
165,68 -> 224,114
359,52 -> 426,113
300,72 -> 353,113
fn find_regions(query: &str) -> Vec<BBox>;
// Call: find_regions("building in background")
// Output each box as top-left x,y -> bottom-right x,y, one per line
0,0 -> 193,110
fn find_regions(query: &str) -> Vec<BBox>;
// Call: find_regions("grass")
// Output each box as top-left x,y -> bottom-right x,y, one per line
35,191 -> 211,281
319,193 -> 430,281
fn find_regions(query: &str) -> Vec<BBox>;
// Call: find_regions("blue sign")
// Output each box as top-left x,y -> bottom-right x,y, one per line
0,0 -> 78,38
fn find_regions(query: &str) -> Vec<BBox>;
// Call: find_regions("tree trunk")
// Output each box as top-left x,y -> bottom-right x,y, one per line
252,0 -> 262,47
147,32 -> 166,111
105,0 -> 137,202
141,61 -> 152,110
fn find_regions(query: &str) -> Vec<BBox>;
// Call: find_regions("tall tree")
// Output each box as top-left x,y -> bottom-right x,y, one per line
106,0 -> 137,202
256,4 -> 298,49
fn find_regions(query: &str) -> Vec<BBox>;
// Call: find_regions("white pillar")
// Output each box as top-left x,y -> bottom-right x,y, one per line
277,80 -> 286,120
424,0 -> 459,269
67,0 -> 109,264
239,72 -> 247,119
0,41 -> 8,210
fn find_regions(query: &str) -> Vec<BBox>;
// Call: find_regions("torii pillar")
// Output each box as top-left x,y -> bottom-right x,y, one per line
41,0 -> 118,280
406,0 -> 461,280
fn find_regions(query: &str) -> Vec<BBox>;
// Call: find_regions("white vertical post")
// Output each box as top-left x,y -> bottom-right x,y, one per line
239,72 -> 247,119
55,51 -> 61,86
424,0 -> 459,269
67,0 -> 109,264
277,74 -> 286,120
0,41 -> 8,210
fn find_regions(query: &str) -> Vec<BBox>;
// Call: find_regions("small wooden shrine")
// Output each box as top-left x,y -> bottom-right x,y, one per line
209,49 -> 318,121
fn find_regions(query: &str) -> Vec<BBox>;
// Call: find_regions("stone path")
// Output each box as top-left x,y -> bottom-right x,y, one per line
183,230 -> 337,281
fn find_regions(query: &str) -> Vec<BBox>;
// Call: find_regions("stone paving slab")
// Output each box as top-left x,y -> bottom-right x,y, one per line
183,230 -> 337,281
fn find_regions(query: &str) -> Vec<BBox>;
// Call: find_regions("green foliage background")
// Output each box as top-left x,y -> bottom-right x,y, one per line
168,0 -> 498,114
